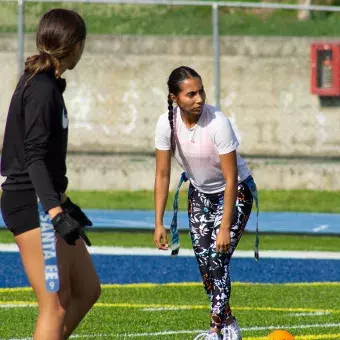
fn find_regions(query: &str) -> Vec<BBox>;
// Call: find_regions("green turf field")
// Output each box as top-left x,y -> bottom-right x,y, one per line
1,1 -> 340,36
2,188 -> 340,249
1,230 -> 340,251
65,189 -> 340,213
0,283 -> 339,339
1,187 -> 339,339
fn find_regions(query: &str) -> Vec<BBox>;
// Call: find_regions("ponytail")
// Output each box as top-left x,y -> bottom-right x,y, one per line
24,9 -> 86,84
24,51 -> 61,84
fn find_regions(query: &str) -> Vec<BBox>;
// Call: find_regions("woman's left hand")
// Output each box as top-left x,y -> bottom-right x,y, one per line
216,227 -> 231,254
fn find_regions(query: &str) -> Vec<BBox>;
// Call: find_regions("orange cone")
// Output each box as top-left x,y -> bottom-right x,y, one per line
267,330 -> 295,340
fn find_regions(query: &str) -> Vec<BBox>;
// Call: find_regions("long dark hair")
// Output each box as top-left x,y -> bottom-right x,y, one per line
167,66 -> 201,152
24,9 -> 86,83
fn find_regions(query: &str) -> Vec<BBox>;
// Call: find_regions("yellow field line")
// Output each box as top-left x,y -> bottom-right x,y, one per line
1,281 -> 340,293
278,282 -> 340,287
0,287 -> 32,293
100,282 -> 340,289
101,282 -> 203,289
94,304 -> 340,314
296,334 -> 340,340
1,300 -> 339,315
245,334 -> 340,340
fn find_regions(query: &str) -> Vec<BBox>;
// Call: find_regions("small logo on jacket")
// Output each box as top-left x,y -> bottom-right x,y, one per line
62,107 -> 68,129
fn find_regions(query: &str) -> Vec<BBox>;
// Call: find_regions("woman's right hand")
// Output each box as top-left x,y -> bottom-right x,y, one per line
51,212 -> 80,245
51,212 -> 92,247
153,225 -> 169,250
48,206 -> 63,220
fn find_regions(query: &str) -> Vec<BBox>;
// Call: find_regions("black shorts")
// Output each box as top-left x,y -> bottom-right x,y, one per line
1,190 -> 39,236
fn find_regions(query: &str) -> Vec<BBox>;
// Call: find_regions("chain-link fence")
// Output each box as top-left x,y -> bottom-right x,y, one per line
1,1 -> 340,190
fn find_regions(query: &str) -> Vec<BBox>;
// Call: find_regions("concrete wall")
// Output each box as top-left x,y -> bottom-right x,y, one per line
64,154 -> 340,191
1,34 -> 340,190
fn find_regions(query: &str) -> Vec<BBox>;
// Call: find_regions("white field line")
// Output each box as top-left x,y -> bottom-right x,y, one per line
312,225 -> 329,232
1,243 -> 340,260
141,307 -> 333,315
0,303 -> 36,308
2,323 -> 340,340
141,307 -> 335,315
288,312 -> 331,316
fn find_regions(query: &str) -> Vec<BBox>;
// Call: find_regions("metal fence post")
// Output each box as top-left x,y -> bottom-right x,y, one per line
212,3 -> 220,110
18,0 -> 24,79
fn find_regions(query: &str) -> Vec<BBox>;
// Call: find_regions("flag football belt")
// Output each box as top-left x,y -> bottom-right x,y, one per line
170,173 -> 259,260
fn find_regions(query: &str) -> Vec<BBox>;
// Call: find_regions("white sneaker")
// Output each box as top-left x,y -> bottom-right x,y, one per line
194,331 -> 222,340
222,317 -> 242,340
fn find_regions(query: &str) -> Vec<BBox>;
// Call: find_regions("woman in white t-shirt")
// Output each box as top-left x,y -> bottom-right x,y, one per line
154,66 -> 258,340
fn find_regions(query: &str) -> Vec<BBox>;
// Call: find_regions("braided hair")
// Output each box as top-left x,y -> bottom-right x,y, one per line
167,94 -> 175,152
167,66 -> 201,153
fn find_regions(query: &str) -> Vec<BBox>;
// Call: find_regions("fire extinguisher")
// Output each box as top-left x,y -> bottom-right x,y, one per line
321,55 -> 333,88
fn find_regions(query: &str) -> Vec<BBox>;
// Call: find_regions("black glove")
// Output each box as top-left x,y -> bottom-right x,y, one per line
51,212 -> 91,246
51,212 -> 80,246
61,198 -> 92,227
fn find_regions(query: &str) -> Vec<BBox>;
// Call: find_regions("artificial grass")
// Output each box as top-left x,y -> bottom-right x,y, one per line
1,229 -> 339,251
64,189 -> 340,213
0,283 -> 339,339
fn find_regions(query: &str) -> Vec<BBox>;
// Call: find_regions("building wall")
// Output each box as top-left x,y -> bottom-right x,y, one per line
1,34 -> 339,190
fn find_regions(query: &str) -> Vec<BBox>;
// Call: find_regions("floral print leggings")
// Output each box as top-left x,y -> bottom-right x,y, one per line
188,179 -> 254,329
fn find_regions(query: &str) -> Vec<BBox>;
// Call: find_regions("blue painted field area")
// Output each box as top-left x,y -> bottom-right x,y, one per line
82,210 -> 340,234
1,210 -> 340,234
1,251 -> 340,288
1,209 -> 340,289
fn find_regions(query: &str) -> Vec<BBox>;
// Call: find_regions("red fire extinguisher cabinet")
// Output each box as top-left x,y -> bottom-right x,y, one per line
311,42 -> 340,96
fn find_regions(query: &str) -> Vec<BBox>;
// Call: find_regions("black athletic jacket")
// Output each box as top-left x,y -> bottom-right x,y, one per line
1,71 -> 68,212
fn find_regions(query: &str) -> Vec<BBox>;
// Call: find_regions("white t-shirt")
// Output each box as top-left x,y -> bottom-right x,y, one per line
155,104 -> 251,194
